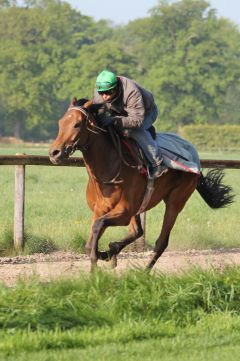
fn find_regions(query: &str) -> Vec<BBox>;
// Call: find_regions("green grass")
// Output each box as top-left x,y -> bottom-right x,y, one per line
1,315 -> 240,361
1,318 -> 240,361
0,146 -> 239,254
0,268 -> 239,360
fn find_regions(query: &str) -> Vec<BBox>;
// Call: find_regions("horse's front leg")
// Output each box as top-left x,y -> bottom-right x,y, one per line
108,215 -> 144,257
90,217 -> 107,271
97,215 -> 144,269
85,215 -> 97,257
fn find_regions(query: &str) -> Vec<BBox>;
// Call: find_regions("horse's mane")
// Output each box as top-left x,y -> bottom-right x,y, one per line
75,98 -> 103,119
75,98 -> 89,107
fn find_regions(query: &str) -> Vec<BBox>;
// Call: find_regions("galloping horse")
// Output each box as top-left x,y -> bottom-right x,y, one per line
49,98 -> 234,270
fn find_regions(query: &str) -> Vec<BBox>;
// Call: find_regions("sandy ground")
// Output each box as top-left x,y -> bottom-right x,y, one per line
0,249 -> 240,286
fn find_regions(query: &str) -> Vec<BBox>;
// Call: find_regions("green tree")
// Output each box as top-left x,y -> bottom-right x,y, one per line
0,0 -> 109,139
1,0 -> 240,140
116,0 -> 240,130
58,39 -> 138,101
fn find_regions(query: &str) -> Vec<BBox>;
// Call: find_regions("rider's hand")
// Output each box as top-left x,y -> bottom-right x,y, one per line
98,115 -> 114,127
101,117 -> 114,127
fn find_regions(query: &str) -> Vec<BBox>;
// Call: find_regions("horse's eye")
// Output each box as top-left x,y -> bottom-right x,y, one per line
74,122 -> 81,128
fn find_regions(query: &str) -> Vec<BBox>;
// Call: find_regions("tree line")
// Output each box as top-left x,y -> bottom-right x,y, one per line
0,0 -> 240,140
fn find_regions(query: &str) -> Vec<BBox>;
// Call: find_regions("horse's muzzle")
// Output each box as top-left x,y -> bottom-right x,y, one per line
49,144 -> 74,164
49,148 -> 64,164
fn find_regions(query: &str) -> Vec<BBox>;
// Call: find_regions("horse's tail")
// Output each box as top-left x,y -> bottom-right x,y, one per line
196,169 -> 234,209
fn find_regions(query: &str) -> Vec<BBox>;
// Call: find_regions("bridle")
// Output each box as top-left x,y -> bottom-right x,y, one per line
65,106 -> 107,154
67,105 -> 143,184
65,106 -> 126,184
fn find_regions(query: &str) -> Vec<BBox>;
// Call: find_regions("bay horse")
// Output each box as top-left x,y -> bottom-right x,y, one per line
49,98 -> 234,270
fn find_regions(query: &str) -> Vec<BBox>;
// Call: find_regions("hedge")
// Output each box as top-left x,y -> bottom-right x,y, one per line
179,124 -> 240,150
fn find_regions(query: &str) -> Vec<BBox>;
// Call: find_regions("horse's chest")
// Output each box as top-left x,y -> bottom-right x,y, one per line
95,187 -> 122,211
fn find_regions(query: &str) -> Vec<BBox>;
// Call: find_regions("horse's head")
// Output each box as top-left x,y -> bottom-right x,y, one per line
49,97 -> 94,164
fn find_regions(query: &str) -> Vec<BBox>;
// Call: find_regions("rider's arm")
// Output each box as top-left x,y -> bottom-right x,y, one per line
114,88 -> 145,129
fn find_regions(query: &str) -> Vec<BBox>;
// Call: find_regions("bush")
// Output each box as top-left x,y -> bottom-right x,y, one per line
25,234 -> 58,254
179,125 -> 240,150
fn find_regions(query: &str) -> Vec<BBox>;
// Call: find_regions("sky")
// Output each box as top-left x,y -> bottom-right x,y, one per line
66,0 -> 240,26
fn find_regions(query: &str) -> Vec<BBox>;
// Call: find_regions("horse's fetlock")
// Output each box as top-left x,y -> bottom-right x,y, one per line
109,241 -> 121,255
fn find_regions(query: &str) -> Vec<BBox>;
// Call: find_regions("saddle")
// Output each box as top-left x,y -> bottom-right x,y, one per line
120,137 -> 148,176
110,126 -> 157,178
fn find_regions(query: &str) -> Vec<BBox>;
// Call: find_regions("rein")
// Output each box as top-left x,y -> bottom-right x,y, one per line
68,106 -> 107,135
108,127 -> 156,214
108,127 -> 144,171
65,105 -> 155,211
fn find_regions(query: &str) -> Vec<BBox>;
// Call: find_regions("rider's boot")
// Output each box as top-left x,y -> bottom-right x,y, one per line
149,160 -> 168,179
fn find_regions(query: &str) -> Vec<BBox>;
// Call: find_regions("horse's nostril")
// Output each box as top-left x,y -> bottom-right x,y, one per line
51,149 -> 60,157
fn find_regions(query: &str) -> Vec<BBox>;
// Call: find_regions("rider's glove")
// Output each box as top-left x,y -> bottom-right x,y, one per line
97,114 -> 114,127
102,116 -> 115,127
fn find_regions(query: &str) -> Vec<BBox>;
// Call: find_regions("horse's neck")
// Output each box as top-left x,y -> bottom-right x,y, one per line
83,132 -> 120,181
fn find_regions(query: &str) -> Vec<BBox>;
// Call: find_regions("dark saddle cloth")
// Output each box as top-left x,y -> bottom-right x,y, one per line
120,131 -> 201,175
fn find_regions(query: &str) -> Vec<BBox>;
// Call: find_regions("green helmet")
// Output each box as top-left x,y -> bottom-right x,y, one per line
95,70 -> 117,91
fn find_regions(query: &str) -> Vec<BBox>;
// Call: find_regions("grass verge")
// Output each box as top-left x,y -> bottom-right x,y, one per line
0,267 -> 239,360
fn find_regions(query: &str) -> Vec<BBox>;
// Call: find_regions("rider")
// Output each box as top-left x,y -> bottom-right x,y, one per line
93,69 -> 167,178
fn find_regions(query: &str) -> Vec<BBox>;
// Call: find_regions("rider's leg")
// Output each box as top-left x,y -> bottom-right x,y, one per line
128,127 -> 161,165
128,105 -> 167,178
127,128 -> 167,178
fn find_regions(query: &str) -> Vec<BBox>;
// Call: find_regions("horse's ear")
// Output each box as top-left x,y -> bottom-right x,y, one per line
70,97 -> 78,106
83,99 -> 93,109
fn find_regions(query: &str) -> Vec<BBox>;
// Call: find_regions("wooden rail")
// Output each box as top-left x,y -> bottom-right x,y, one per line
0,155 -> 240,168
1,154 -> 239,251
0,155 -> 85,167
200,159 -> 240,169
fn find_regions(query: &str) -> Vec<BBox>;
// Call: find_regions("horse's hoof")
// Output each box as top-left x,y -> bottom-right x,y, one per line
97,251 -> 111,261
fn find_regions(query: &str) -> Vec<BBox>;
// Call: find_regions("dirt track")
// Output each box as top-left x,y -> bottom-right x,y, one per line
0,249 -> 240,286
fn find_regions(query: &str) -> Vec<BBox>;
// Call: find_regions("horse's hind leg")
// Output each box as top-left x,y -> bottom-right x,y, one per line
147,175 -> 197,269
147,203 -> 178,269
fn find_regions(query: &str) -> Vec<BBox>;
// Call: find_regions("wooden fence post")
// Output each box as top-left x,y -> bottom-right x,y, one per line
14,154 -> 25,251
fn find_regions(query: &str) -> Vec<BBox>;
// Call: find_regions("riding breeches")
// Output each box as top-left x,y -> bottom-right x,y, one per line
126,105 -> 163,167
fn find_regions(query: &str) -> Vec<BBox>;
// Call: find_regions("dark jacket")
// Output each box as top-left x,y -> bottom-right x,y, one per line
93,76 -> 157,129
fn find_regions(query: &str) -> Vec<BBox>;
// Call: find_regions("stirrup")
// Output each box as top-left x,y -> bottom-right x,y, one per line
148,164 -> 168,179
